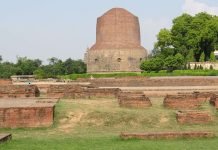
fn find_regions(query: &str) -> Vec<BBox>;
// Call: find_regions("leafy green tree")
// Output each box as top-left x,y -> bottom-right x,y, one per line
16,57 -> 42,75
153,28 -> 174,58
164,56 -> 178,72
199,52 -> 205,62
210,51 -> 216,62
171,13 -> 193,59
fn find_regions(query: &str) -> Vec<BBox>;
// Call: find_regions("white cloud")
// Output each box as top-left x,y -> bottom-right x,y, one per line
182,0 -> 218,15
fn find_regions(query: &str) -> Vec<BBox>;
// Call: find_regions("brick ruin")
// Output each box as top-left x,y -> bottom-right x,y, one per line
0,99 -> 55,128
163,95 -> 203,109
0,85 -> 40,98
0,134 -> 12,143
0,79 -> 12,85
46,84 -> 120,99
176,110 -> 212,124
89,76 -> 218,87
120,131 -> 215,140
118,91 -> 151,108
85,8 -> 147,73
210,95 -> 218,108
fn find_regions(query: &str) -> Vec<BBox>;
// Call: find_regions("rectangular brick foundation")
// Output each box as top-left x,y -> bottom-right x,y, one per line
120,132 -> 215,140
0,99 -> 55,128
176,110 -> 212,124
0,133 -> 12,143
118,92 -> 152,108
0,79 -> 12,85
210,95 -> 218,108
164,95 -> 202,109
47,84 -> 120,99
0,85 -> 39,98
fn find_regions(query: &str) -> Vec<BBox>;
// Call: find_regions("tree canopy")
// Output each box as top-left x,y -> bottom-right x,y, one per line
153,12 -> 218,62
0,56 -> 87,79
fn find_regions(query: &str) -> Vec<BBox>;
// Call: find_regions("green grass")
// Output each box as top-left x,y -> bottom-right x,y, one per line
1,98 -> 218,150
61,70 -> 218,80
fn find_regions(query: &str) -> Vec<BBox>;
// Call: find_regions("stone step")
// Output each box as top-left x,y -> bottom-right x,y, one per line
0,133 -> 12,143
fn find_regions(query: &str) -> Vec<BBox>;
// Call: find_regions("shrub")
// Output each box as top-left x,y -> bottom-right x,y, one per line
140,57 -> 163,73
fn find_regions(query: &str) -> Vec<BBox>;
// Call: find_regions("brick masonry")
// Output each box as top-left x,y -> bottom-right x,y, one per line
89,76 -> 218,87
0,99 -> 55,128
120,132 -> 215,140
118,91 -> 151,108
163,95 -> 203,109
86,8 -> 147,73
210,95 -> 218,108
0,79 -> 12,85
0,85 -> 40,98
47,84 -> 120,99
176,110 -> 212,124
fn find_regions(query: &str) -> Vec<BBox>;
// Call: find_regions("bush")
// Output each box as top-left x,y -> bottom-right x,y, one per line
140,57 -> 163,73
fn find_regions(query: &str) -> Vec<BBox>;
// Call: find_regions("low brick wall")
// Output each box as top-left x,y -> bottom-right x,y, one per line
176,110 -> 212,124
120,132 -> 215,140
0,79 -> 12,85
163,95 -> 202,109
47,84 -> 86,98
85,88 -> 120,98
0,134 -> 12,143
0,99 -> 55,128
47,84 -> 120,99
89,76 -> 218,87
210,95 -> 218,108
0,85 -> 39,98
178,92 -> 215,102
118,92 -> 152,108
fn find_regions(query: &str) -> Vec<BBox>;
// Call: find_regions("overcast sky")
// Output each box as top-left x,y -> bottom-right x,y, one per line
0,0 -> 218,63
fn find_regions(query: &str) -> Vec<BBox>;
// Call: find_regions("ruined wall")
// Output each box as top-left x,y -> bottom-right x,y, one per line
120,132 -> 215,140
176,110 -> 212,124
47,84 -> 120,99
210,95 -> 218,108
0,106 -> 54,128
0,79 -> 12,85
163,95 -> 203,109
90,76 -> 218,87
86,49 -> 146,73
118,91 -> 151,108
0,85 -> 39,98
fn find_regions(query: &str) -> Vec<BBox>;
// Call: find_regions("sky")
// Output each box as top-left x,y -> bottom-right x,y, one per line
0,0 -> 218,63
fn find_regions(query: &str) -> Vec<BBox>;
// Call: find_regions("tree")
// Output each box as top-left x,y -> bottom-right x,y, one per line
164,54 -> 185,72
171,13 -> 193,59
16,57 -> 42,75
210,52 -> 216,62
154,12 -> 218,62
153,28 -> 174,58
0,55 -> 2,63
199,52 -> 205,62
140,57 -> 163,73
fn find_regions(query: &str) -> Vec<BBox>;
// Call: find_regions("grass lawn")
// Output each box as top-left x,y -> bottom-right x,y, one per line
1,98 -> 218,150
61,70 -> 218,80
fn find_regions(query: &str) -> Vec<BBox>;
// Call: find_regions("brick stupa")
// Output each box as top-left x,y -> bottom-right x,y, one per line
85,8 -> 147,73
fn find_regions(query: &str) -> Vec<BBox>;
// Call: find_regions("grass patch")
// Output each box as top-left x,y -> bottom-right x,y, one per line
61,70 -> 218,80
1,98 -> 218,150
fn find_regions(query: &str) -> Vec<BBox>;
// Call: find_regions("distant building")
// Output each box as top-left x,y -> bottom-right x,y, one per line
85,8 -> 148,73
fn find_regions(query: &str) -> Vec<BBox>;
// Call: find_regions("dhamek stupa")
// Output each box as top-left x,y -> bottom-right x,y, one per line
85,8 -> 148,73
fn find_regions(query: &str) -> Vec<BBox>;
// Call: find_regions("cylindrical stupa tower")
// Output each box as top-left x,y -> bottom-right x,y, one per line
85,8 -> 147,73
